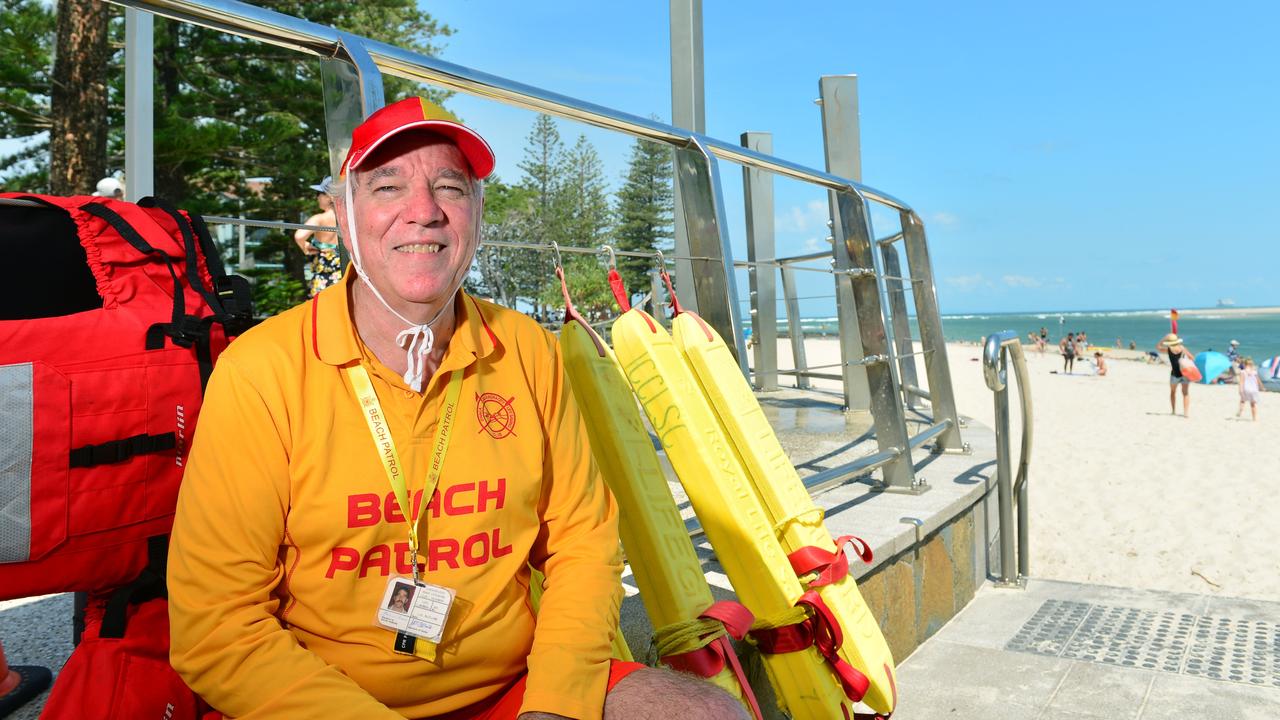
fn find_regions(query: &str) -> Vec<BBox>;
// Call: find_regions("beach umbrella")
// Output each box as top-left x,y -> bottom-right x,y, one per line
1193,351 -> 1232,385
1263,356 -> 1280,380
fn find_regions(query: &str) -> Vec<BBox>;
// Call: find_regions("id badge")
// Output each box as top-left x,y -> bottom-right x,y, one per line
376,577 -> 455,644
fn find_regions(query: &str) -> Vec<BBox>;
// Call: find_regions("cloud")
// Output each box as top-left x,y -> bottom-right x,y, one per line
930,211 -> 959,226
945,274 -> 989,291
1002,274 -> 1042,288
802,236 -> 828,252
777,200 -> 829,233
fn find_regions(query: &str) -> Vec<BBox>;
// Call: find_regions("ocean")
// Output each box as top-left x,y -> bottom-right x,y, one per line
765,309 -> 1280,362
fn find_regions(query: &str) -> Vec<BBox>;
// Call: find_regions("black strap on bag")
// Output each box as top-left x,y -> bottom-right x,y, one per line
138,197 -> 257,354
78,201 -> 207,351
69,433 -> 177,468
99,536 -> 169,639
139,197 -> 227,319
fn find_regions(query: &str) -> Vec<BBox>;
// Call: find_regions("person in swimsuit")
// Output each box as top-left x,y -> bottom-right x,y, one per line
1059,332 -> 1076,373
1157,332 -> 1192,417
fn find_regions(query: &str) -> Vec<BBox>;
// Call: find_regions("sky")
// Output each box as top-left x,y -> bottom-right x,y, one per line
420,0 -> 1280,316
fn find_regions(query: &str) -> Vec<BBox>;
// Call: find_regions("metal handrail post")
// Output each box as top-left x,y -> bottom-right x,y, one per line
984,330 -> 1033,587
319,34 -> 386,179
901,211 -> 964,452
989,334 -> 1017,585
835,191 -> 920,492
673,139 -> 748,372
820,75 -> 871,411
124,8 -> 154,200
779,266 -> 810,389
880,243 -> 919,408
741,131 -> 778,390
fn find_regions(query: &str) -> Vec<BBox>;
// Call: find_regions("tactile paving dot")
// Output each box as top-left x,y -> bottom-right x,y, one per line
1184,615 -> 1280,687
1059,605 -> 1195,673
1007,600 -> 1280,688
1006,599 -> 1091,656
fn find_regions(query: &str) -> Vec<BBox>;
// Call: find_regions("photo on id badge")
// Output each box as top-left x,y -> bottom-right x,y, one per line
377,577 -> 455,644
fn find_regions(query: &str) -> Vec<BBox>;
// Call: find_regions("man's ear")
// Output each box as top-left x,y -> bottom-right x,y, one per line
333,196 -> 354,255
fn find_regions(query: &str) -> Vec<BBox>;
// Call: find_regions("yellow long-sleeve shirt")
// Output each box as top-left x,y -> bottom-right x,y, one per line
168,272 -> 623,719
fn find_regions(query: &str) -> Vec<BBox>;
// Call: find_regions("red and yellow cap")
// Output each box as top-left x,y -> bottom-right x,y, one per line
339,97 -> 495,180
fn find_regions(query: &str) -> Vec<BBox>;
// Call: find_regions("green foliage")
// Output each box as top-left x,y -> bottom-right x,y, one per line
0,0 -> 53,138
614,135 -> 674,294
500,115 -> 615,315
536,256 -> 617,320
247,266 -> 308,317
560,134 -> 612,248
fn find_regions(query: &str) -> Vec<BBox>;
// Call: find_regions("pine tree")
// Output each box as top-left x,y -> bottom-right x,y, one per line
467,175 -> 534,308
614,136 -> 674,298
559,134 -> 611,249
514,114 -> 568,318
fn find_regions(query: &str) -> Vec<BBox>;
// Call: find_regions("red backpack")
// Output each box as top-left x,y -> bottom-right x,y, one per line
0,193 -> 252,600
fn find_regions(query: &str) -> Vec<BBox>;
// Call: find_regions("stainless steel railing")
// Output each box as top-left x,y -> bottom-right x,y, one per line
105,0 -> 965,492
983,331 -> 1034,587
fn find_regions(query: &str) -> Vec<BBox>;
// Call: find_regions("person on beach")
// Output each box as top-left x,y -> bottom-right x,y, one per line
1157,332 -> 1193,417
1075,331 -> 1088,359
1093,352 -> 1108,376
1238,357 -> 1263,421
166,97 -> 745,720
1060,332 -> 1076,373
294,177 -> 344,297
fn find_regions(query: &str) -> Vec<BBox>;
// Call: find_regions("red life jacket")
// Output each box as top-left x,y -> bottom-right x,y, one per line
0,193 -> 252,600
41,537 -> 209,720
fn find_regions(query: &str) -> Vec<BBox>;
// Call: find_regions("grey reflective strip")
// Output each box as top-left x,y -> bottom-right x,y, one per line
0,362 -> 34,563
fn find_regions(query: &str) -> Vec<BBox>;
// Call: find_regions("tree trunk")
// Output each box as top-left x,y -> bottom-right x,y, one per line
49,0 -> 109,196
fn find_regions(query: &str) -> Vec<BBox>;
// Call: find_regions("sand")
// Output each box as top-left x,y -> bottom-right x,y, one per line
773,337 -> 1280,601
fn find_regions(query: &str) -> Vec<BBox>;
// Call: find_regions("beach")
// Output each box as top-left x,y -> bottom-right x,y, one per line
774,338 -> 1280,601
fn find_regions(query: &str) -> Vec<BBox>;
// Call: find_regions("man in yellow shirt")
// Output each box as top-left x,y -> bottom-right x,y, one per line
167,97 -> 746,719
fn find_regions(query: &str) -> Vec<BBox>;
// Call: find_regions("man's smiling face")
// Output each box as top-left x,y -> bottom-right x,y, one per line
336,131 -> 482,317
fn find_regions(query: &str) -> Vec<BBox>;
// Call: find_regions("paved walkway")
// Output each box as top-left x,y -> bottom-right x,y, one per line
896,578 -> 1280,719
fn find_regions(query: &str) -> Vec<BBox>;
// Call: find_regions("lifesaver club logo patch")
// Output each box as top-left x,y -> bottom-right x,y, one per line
476,392 -> 518,439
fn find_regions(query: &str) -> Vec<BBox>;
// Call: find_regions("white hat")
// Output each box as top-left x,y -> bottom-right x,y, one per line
93,177 -> 122,197
1230,339 -> 1239,346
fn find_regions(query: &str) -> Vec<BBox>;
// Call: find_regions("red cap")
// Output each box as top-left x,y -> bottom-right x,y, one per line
340,97 -> 495,180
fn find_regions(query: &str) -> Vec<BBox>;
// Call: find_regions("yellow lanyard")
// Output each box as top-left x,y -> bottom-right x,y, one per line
347,364 -> 464,584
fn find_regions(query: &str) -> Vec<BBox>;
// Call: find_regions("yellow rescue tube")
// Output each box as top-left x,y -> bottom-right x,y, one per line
673,312 -> 897,714
612,308 -> 853,719
559,319 -> 752,705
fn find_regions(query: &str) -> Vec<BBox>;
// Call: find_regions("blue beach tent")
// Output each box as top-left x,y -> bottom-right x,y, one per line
1193,351 -> 1232,384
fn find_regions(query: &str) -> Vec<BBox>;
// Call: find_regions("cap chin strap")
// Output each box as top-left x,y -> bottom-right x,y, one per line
344,180 -> 461,392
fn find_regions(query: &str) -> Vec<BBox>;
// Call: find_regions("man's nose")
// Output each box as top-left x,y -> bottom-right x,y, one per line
405,184 -> 445,226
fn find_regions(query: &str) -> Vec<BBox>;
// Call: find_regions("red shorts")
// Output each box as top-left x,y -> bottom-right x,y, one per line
429,660 -> 646,720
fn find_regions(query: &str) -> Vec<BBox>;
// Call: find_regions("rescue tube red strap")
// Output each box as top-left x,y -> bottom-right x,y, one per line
660,601 -> 763,720
557,266 -> 606,357
607,268 -> 631,311
788,535 -> 873,589
660,269 -> 683,316
750,591 -> 871,704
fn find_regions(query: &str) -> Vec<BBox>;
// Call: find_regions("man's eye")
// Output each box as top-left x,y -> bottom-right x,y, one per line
436,184 -> 465,196
375,184 -> 399,193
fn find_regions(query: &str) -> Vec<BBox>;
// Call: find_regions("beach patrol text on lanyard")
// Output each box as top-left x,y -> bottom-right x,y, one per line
348,363 -> 464,657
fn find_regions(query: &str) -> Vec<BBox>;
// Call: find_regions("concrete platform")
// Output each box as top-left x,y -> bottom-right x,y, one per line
895,578 -> 1280,719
